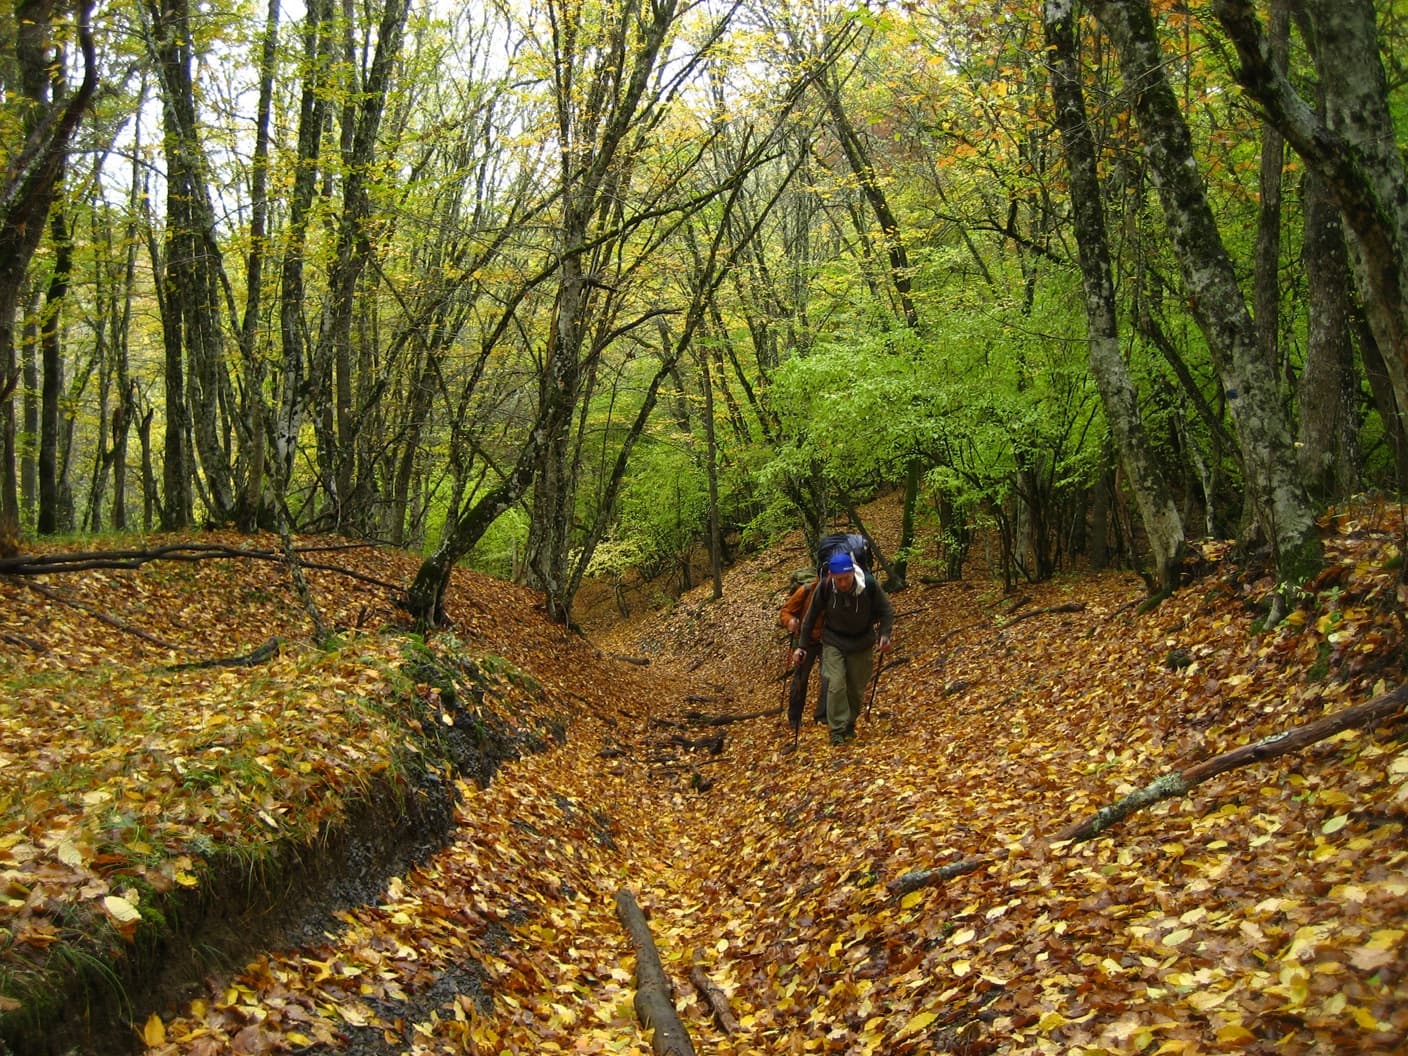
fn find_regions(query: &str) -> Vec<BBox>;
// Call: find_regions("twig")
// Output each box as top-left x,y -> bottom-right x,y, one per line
690,964 -> 739,1035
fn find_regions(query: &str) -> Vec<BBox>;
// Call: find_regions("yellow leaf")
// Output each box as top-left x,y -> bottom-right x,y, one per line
1322,814 -> 1349,835
897,1010 -> 938,1037
1185,989 -> 1227,1013
1367,928 -> 1403,950
1215,1022 -> 1256,1044
142,1013 -> 166,1046
900,890 -> 923,909
1038,1011 -> 1067,1031
1163,928 -> 1193,947
1352,1005 -> 1388,1031
102,895 -> 141,924
1279,966 -> 1310,1007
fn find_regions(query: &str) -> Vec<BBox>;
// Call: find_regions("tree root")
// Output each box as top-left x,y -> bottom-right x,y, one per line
167,636 -> 282,672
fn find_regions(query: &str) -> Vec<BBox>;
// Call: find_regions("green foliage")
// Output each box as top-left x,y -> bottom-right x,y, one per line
468,507 -> 530,579
603,439 -> 711,580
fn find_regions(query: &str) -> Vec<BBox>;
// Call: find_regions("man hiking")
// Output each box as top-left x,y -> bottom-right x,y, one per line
796,550 -> 894,745
779,577 -> 826,729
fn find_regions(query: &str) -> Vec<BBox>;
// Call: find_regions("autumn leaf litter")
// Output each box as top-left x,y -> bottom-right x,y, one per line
2,505 -> 1407,1055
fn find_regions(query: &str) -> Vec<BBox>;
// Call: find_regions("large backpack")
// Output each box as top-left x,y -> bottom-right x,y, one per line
815,531 -> 872,577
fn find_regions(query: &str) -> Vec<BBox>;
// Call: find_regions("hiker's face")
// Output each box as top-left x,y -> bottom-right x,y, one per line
832,570 -> 855,590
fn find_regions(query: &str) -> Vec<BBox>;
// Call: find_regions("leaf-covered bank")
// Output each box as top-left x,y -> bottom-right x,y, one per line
0,539 -> 588,1053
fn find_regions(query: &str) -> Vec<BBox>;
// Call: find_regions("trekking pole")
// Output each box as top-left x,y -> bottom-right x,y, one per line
779,632 -> 797,723
864,641 -> 887,717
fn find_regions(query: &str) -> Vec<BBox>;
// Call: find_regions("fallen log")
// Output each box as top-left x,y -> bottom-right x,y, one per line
615,889 -> 696,1056
887,856 -> 990,899
690,964 -> 739,1035
1054,682 -> 1408,843
889,681 -> 1408,898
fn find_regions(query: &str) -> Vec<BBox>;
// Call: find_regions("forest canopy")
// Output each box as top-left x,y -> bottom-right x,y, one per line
3,0 -> 1408,622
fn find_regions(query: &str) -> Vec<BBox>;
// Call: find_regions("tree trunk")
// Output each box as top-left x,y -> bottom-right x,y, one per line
698,343 -> 723,600
312,0 -> 409,530
111,114 -> 145,532
37,207 -> 71,535
1214,0 -> 1408,451
274,0 -> 335,520
1252,1 -> 1289,386
1,0 -> 95,535
524,0 -> 683,621
1090,0 -> 1319,588
1043,1 -> 1185,591
21,296 -> 38,520
1298,173 -> 1361,500
147,0 -> 237,523
232,0 -> 281,533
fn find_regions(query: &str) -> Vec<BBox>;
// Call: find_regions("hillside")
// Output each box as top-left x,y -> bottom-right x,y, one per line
1,503 -> 1406,1055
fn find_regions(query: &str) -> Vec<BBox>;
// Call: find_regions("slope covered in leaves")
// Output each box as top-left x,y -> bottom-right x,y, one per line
2,503 -> 1406,1055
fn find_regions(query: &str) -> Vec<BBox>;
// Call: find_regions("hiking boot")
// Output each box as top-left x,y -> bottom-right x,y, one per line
829,731 -> 848,746
843,723 -> 856,740
813,710 -> 826,724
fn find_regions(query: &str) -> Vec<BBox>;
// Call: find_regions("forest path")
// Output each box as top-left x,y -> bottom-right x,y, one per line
148,510 -> 1408,1055
4,506 -> 1405,1055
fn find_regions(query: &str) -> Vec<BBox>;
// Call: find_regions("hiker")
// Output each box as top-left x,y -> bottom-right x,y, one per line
796,550 -> 894,745
779,578 -> 826,727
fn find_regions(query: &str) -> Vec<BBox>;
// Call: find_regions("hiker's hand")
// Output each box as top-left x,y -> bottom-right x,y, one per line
792,648 -> 805,663
787,617 -> 799,633
878,635 -> 891,652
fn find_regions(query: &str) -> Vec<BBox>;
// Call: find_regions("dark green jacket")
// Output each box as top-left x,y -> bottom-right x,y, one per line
799,573 -> 893,654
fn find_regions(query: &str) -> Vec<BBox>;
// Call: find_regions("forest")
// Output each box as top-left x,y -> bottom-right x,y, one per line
4,4 -> 1408,1053
4,0 -> 1406,622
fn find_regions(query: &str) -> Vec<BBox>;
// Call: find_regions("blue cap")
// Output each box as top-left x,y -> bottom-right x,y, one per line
828,551 -> 852,574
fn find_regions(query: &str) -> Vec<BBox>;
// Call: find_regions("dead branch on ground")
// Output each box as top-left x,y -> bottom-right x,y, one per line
17,579 -> 182,653
167,637 -> 282,671
615,889 -> 696,1056
690,964 -> 739,1035
1002,601 -> 1084,625
0,541 -> 403,594
888,682 -> 1408,898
